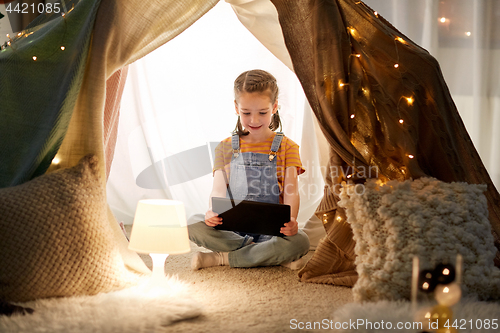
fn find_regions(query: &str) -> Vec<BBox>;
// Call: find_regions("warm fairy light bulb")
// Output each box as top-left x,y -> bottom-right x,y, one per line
355,54 -> 361,58
60,46 -> 65,50
439,17 -> 447,23
52,156 -> 61,165
394,63 -> 399,68
435,283 -> 462,307
6,34 -> 9,38
350,114 -> 355,119
7,41 -> 10,46
17,32 -> 22,37
465,31 -> 472,37
339,81 -> 345,88
32,56 -> 37,61
336,216 -> 342,222
395,36 -> 406,44
408,154 -> 415,159
406,97 -> 414,105
399,119 -> 404,124
374,11 -> 378,17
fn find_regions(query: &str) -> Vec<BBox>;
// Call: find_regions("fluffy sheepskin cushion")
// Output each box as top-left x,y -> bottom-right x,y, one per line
338,177 -> 500,302
0,155 -> 137,302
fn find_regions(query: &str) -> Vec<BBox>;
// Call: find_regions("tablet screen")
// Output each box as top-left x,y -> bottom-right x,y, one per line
212,197 -> 290,236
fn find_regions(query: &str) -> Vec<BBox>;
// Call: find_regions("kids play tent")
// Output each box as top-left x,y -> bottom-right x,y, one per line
1,0 -> 500,301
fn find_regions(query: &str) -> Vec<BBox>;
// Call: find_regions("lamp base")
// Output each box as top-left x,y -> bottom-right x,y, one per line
143,253 -> 169,295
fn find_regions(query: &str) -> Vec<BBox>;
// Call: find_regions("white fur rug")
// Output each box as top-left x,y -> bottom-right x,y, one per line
332,300 -> 500,333
0,276 -> 202,333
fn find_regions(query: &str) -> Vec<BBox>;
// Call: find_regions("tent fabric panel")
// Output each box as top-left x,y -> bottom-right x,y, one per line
0,0 -> 101,188
226,0 -> 294,71
48,0 -> 219,177
46,0 -> 219,275
1,0 -> 219,277
103,66 -> 129,179
270,0 -> 500,282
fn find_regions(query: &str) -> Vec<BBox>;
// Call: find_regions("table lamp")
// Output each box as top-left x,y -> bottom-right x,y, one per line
128,199 -> 191,291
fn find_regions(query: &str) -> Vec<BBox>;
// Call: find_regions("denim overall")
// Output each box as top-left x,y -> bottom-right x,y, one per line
227,132 -> 284,242
188,132 -> 310,267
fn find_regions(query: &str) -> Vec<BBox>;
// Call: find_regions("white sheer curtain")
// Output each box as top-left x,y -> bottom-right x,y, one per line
107,0 -> 499,244
106,1 -> 327,241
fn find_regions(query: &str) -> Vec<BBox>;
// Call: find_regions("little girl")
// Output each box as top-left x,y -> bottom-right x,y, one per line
188,69 -> 310,270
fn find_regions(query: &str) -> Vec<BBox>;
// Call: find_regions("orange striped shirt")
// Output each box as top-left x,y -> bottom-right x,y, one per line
213,133 -> 305,200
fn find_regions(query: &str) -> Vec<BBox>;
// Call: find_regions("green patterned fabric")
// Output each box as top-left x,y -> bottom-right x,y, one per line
0,0 -> 101,188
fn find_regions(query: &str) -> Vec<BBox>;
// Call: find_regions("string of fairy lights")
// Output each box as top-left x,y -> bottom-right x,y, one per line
322,3 -> 434,227
1,4 -> 477,317
1,6 -> 471,179
342,2 -> 474,179
1,4 -> 75,171
331,4 -> 465,327
0,4 -> 74,57
343,10 -> 416,168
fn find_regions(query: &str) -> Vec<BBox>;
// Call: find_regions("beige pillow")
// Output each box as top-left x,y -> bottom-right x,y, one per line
339,178 -> 500,302
0,155 -> 137,302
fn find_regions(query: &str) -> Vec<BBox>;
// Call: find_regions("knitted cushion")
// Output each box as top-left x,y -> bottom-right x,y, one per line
338,177 -> 500,302
0,155 -> 136,302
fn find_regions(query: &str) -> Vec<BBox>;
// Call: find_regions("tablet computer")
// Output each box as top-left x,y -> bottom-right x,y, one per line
211,197 -> 290,237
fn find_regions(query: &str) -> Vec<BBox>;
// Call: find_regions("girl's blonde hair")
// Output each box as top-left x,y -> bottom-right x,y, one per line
233,69 -> 282,136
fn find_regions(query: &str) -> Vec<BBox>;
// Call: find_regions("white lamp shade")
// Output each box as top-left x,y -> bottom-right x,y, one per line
128,199 -> 190,254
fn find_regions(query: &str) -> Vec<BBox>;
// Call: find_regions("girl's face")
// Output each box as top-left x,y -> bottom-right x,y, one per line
235,91 -> 278,136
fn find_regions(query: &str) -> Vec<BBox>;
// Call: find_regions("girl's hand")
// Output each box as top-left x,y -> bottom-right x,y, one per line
280,217 -> 298,236
205,209 -> 222,227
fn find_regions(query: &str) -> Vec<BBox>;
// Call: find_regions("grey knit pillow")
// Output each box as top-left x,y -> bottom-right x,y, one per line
0,155 -> 136,302
339,177 -> 500,302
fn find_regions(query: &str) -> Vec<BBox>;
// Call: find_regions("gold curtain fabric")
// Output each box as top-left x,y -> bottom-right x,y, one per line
270,0 -> 500,284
